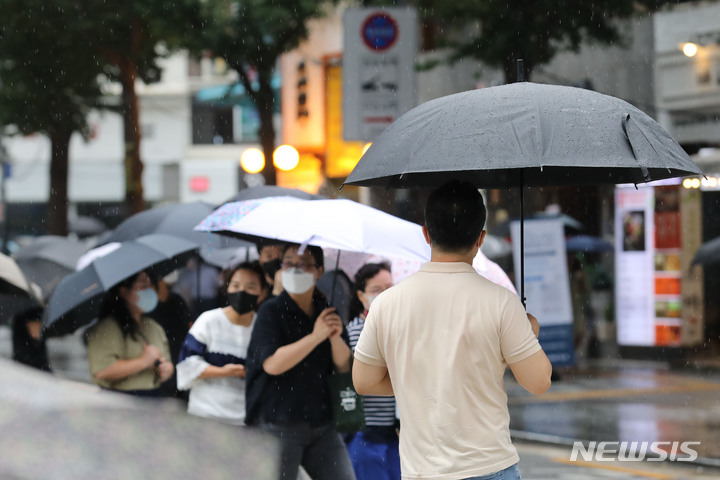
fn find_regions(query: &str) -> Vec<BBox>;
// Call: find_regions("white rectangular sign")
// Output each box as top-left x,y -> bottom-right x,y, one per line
342,7 -> 417,141
614,186 -> 656,346
510,219 -> 573,326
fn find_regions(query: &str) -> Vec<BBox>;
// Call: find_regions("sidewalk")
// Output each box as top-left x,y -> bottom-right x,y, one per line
506,359 -> 720,469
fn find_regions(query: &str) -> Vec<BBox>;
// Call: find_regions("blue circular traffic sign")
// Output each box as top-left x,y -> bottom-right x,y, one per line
362,13 -> 399,52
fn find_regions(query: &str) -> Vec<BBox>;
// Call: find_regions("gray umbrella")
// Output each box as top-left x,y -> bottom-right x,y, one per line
14,235 -> 89,299
343,82 -> 702,301
692,237 -> 720,266
0,359 -> 279,480
100,201 -> 253,265
69,215 -> 108,238
225,185 -> 325,203
42,234 -> 199,337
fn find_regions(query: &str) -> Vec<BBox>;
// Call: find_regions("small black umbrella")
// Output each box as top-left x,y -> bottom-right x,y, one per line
225,185 -> 325,203
343,82 -> 702,302
14,235 -> 89,299
566,235 -> 614,253
0,359 -> 280,479
691,237 -> 720,266
100,201 -> 253,264
42,234 -> 199,337
69,215 -> 108,238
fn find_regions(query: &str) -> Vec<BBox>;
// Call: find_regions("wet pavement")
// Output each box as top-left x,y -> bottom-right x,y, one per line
507,360 -> 720,469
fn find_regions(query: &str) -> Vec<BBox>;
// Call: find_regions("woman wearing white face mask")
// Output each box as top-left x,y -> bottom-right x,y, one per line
346,263 -> 399,480
86,271 -> 174,397
245,244 -> 355,480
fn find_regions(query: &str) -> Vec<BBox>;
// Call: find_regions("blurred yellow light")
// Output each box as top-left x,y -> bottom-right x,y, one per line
682,42 -> 698,57
240,148 -> 265,174
683,178 -> 694,189
691,178 -> 701,189
362,143 -> 372,155
273,145 -> 300,171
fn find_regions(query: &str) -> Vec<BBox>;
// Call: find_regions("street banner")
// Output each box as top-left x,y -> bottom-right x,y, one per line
342,7 -> 417,141
511,218 -> 574,366
615,186 -> 656,346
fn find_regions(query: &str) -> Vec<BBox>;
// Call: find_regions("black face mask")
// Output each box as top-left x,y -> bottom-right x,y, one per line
227,291 -> 259,315
262,259 -> 283,281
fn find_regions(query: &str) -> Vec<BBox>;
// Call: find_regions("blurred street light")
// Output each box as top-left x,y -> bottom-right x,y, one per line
273,145 -> 299,171
240,148 -> 265,174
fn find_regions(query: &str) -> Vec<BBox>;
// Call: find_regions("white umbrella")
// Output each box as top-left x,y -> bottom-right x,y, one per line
195,198 -> 431,263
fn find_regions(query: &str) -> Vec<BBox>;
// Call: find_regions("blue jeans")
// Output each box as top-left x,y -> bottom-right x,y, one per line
260,421 -> 356,480
463,463 -> 521,480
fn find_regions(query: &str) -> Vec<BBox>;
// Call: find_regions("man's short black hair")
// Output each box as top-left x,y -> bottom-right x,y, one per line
424,180 -> 486,253
283,243 -> 324,269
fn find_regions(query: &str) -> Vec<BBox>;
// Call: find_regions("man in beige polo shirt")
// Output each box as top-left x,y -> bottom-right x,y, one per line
353,180 -> 552,480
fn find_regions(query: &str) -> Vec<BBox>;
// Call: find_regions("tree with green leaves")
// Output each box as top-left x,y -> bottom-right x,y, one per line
378,0 -> 673,83
81,1 -> 203,215
0,1 -> 105,236
199,0 -> 333,185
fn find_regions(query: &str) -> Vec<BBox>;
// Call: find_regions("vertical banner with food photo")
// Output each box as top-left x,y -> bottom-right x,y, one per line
615,186 -> 655,346
653,185 -> 683,347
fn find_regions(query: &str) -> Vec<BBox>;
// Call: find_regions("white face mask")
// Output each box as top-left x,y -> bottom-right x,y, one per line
281,268 -> 316,295
136,288 -> 159,313
363,294 -> 378,310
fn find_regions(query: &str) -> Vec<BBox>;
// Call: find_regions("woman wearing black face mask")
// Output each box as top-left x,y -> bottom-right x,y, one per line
176,261 -> 269,425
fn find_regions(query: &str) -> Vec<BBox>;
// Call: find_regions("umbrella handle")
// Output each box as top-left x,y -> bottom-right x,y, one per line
329,251 -> 341,305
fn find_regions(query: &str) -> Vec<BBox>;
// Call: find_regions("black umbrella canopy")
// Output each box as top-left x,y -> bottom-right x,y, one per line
0,360 -> 280,480
343,82 -> 702,189
225,185 -> 325,203
69,215 -> 108,238
42,234 -> 199,337
692,236 -> 720,266
101,201 -> 253,261
14,235 -> 90,299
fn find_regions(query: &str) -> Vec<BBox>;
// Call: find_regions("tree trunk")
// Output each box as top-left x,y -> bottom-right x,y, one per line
119,59 -> 145,215
46,129 -> 72,236
256,70 -> 277,186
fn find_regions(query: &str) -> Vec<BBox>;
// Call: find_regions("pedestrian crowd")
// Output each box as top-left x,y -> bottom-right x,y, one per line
8,181 -> 550,480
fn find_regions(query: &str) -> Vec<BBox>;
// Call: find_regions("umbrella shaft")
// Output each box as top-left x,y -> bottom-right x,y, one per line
520,173 -> 526,308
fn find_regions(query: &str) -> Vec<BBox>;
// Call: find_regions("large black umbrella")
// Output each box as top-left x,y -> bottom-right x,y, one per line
0,253 -> 43,324
42,234 -> 198,337
100,201 -> 253,265
14,235 -> 89,299
343,82 -> 702,301
692,237 -> 720,266
0,359 -> 279,479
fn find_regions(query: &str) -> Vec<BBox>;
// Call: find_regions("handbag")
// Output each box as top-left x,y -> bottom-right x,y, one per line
326,369 -> 365,433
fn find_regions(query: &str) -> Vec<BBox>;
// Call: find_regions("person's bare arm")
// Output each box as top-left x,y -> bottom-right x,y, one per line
508,350 -> 552,395
94,343 -> 160,381
326,312 -> 351,373
353,359 -> 393,396
263,335 -> 325,376
263,308 -> 337,376
198,364 -> 246,379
